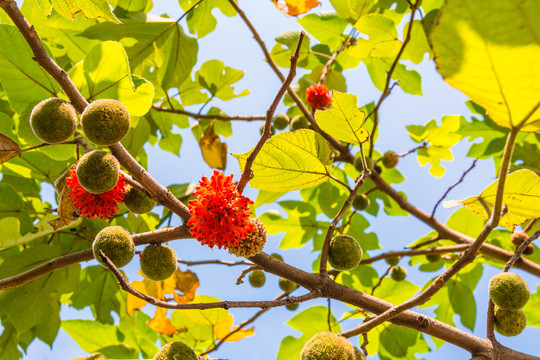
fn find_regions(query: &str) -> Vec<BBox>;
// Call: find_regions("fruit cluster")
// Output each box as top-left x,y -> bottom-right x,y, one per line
301,332 -> 365,360
489,272 -> 530,336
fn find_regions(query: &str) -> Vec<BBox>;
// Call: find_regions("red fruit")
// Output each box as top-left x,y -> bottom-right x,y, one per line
305,84 -> 332,110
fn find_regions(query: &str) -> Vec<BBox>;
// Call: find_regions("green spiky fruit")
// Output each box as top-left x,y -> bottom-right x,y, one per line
354,348 -> 366,360
511,231 -> 529,246
76,150 -> 120,194
260,123 -> 276,136
385,257 -> 399,266
373,164 -> 383,174
140,244 -> 177,281
93,226 -> 134,268
30,98 -> 77,144
328,235 -> 363,271
390,266 -> 407,282
279,278 -> 297,293
249,270 -> 265,287
124,185 -> 156,214
354,156 -> 372,173
301,332 -> 357,360
290,115 -> 309,130
489,272 -> 530,310
426,253 -> 441,263
271,253 -> 284,262
286,303 -> 299,311
81,99 -> 130,145
153,342 -> 197,360
352,194 -> 370,211
228,219 -> 267,258
273,113 -> 289,130
382,151 -> 399,169
494,307 -> 527,337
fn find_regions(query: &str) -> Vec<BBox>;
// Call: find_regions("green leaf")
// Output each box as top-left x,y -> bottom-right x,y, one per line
179,0 -> 236,38
270,31 -> 311,68
373,278 -> 419,305
350,14 -> 401,60
0,25 -> 60,114
364,57 -> 422,96
345,213 -> 380,251
524,285 -> 540,327
377,324 -> 430,359
0,323 -> 22,360
196,60 -> 248,101
277,306 -> 341,360
315,91 -> 369,145
233,129 -> 332,192
330,0 -> 376,24
297,13 -> 348,50
445,207 -> 485,238
0,218 -> 20,249
451,169 -> 540,231
402,20 -> 431,64
70,265 -> 123,324
431,0 -> 540,131
407,115 -> 463,177
51,0 -> 120,23
68,41 -> 154,117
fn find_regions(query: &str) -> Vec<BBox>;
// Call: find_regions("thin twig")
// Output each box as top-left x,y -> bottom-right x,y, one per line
100,249 -> 320,310
236,32 -> 305,194
152,105 -> 266,122
178,259 -> 253,267
318,38 -> 350,85
398,142 -> 427,158
370,267 -> 391,295
431,159 -> 478,217
523,218 -> 538,233
361,245 -> 469,265
236,265 -> 260,285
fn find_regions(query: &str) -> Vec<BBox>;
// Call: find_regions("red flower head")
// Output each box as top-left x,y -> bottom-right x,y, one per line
66,166 -> 126,219
305,84 -> 332,110
188,171 -> 255,249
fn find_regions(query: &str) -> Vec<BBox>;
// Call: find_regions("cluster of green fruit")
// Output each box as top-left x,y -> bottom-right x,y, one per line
354,150 -> 399,176
489,272 -> 530,337
301,332 -> 365,360
73,341 -> 197,360
260,113 -> 310,135
384,257 -> 407,282
92,226 -> 178,281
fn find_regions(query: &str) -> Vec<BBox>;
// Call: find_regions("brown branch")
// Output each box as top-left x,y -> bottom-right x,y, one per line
368,2 -> 420,157
101,249 -> 321,310
151,105 -> 266,121
317,39 -> 349,85
431,159 -> 478,217
236,265 -> 260,285
361,244 -> 470,265
236,32 -> 305,194
178,259 -> 253,267
0,226 -> 190,291
370,266 -> 391,295
319,171 -> 370,274
226,0 -> 354,163
339,128 -> 520,339
398,142 -> 427,158
523,218 -> 538,233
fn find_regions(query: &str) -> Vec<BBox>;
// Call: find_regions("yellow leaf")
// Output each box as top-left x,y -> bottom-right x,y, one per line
199,122 -> 227,170
0,132 -> 21,164
272,0 -> 320,16
146,306 -> 178,336
173,269 -> 200,304
47,188 -> 79,231
126,280 -> 150,315
214,313 -> 254,342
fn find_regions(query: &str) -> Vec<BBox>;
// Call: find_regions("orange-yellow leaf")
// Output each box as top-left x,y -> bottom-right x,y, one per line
272,0 -> 320,16
199,122 -> 227,170
0,132 -> 21,164
126,280 -> 150,315
174,269 -> 200,304
146,306 -> 178,336
214,313 -> 254,342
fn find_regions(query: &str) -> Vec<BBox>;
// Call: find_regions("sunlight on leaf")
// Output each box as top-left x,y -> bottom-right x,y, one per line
431,0 -> 540,131
199,122 -> 227,170
272,0 -> 321,16
448,170 -> 540,230
234,129 -> 332,192
51,0 -> 120,24
315,91 -> 369,145
146,306 -> 177,336
214,313 -> 254,342
349,14 -> 401,60
0,133 -> 20,164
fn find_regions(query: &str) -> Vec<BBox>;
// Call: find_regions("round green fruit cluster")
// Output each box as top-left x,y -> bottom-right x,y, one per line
279,278 -> 297,293
249,270 -> 265,287
354,156 -> 372,173
286,303 -> 299,311
30,98 -> 77,144
153,342 -> 197,360
381,151 -> 399,169
489,272 -> 530,337
81,99 -> 130,145
77,150 -> 120,194
390,266 -> 407,282
328,235 -> 362,271
273,113 -> 289,130
124,185 -> 156,214
290,115 -> 309,130
352,194 -> 369,211
511,231 -> 534,255
140,244 -> 177,281
301,332 -> 358,360
385,257 -> 399,266
93,226 -> 134,268
426,253 -> 441,263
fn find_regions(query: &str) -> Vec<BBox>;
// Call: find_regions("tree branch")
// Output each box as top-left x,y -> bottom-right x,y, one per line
359,244 -> 469,265
317,38 -> 350,85
236,31 -> 305,194
151,105 -> 266,121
